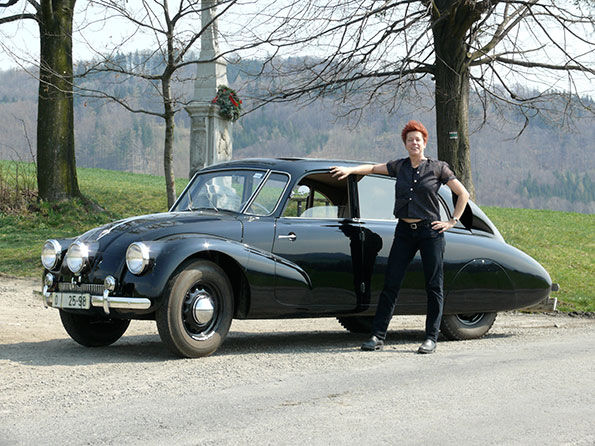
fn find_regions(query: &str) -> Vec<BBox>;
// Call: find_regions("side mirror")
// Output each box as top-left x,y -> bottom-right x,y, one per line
291,185 -> 311,198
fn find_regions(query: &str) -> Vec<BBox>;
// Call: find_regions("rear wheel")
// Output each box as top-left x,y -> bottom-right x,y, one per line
59,310 -> 130,347
156,260 -> 233,358
336,316 -> 374,334
440,312 -> 497,340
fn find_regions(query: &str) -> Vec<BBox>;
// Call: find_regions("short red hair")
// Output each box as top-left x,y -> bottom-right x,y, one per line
401,120 -> 428,145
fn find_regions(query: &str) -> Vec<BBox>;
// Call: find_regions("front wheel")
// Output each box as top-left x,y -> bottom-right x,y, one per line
59,310 -> 130,347
156,260 -> 233,358
440,312 -> 497,340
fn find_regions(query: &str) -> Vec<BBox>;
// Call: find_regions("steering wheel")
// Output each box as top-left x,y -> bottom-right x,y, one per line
250,202 -> 270,215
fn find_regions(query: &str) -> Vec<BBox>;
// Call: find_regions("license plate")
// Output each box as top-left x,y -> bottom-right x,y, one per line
52,292 -> 91,310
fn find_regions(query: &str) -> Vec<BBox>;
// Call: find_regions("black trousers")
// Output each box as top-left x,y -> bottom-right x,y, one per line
371,220 -> 446,342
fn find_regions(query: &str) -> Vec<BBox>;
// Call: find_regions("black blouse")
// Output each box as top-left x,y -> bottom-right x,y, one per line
386,157 -> 456,221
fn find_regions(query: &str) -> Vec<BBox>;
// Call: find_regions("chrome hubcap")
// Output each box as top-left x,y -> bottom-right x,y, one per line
191,289 -> 215,326
182,282 -> 220,340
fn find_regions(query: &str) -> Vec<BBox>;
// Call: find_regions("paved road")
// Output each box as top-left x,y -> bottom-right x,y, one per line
0,278 -> 593,445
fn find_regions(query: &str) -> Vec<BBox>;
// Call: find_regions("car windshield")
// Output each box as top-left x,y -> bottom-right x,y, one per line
172,170 -> 267,213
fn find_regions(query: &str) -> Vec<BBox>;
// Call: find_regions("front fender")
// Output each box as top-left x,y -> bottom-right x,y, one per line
121,234 -> 309,305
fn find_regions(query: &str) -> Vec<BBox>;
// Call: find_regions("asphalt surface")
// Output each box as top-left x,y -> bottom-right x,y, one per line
0,277 -> 593,445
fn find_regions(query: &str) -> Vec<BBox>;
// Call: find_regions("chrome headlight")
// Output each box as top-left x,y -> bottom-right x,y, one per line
66,241 -> 90,274
41,239 -> 62,270
126,242 -> 151,275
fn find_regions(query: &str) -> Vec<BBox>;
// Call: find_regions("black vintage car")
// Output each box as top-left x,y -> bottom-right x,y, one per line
41,158 -> 557,357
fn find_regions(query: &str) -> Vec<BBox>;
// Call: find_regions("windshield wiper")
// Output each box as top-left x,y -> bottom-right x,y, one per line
185,206 -> 218,212
185,207 -> 240,215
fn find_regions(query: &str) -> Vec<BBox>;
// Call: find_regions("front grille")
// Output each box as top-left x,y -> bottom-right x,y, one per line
58,282 -> 104,295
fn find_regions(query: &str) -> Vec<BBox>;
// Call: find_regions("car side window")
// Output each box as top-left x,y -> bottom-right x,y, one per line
357,175 -> 396,220
246,173 -> 289,216
282,172 -> 349,218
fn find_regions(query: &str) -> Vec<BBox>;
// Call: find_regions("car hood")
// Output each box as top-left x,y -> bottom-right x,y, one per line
76,211 -> 243,250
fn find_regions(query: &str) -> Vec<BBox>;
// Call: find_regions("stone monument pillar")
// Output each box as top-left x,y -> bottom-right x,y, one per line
186,0 -> 232,178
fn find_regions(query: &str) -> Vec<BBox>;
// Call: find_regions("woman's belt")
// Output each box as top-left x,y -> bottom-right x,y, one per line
398,220 -> 432,230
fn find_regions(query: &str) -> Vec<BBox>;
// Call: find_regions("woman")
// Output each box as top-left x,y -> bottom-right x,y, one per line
330,120 -> 470,354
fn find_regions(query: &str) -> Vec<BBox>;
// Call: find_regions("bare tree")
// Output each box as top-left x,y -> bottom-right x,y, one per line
76,0 -> 247,208
1,0 -> 81,201
240,0 -> 594,198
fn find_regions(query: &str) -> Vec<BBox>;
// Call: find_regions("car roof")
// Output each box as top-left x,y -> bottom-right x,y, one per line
200,157 -> 377,178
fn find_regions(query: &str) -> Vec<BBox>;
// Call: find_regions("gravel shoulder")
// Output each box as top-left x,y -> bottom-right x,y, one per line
1,276 -> 594,445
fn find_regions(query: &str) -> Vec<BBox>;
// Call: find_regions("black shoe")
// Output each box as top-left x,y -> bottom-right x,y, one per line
417,339 -> 436,354
361,336 -> 384,351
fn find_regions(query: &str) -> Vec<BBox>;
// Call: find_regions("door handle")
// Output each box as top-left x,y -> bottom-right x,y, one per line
278,233 -> 297,241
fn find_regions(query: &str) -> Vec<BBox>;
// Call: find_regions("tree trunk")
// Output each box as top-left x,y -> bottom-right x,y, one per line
162,76 -> 176,209
431,1 -> 479,200
36,0 -> 80,202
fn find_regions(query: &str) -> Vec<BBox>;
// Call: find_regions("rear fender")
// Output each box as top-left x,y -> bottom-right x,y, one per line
444,258 -> 515,313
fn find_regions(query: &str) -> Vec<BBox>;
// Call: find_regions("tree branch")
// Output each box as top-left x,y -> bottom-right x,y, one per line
469,1 -> 537,63
0,12 -> 36,23
475,56 -> 595,74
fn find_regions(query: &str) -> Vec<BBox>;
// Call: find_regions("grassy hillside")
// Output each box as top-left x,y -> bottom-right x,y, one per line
0,162 -> 592,312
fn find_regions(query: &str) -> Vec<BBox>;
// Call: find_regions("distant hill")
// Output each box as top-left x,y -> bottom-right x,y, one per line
0,56 -> 593,213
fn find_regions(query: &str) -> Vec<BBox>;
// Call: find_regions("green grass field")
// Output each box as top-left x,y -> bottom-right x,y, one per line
483,207 -> 594,312
1,161 -> 593,312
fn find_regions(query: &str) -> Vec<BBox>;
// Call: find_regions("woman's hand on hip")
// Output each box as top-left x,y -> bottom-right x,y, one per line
432,219 -> 456,233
